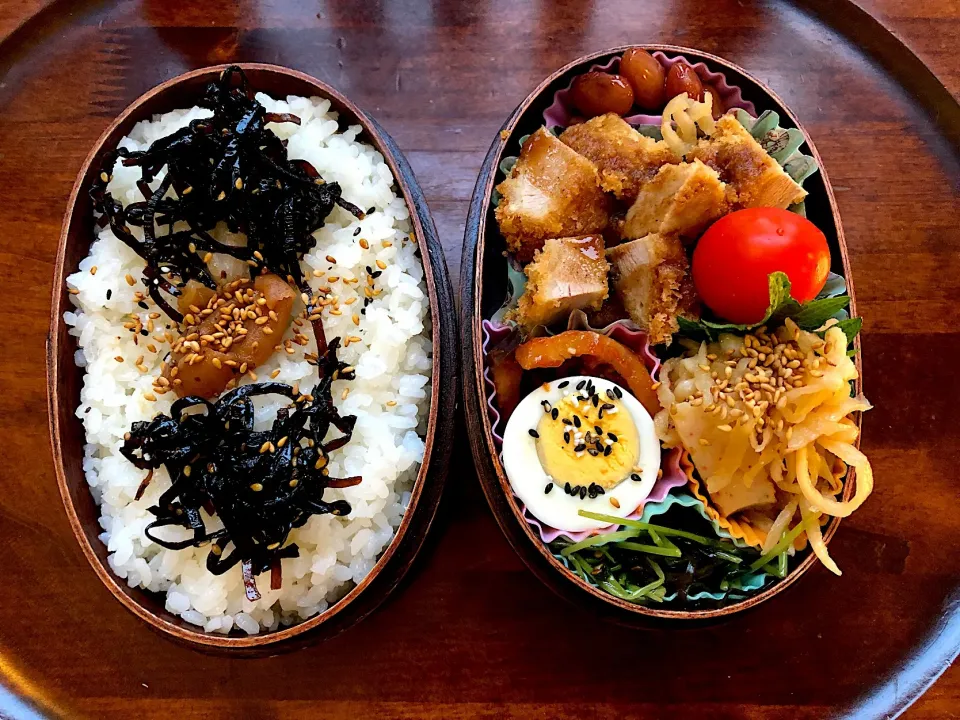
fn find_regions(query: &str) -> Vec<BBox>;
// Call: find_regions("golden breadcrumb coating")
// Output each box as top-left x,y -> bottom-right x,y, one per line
622,159 -> 727,241
560,114 -> 680,202
511,235 -> 610,331
495,128 -> 611,262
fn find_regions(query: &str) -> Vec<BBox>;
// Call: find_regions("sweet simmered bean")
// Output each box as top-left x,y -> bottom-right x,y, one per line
620,48 -> 666,110
570,72 -> 635,118
665,61 -> 704,102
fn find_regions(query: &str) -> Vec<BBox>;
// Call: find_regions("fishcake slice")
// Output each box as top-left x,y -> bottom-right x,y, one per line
495,128 -> 611,262
622,159 -> 727,241
689,114 -> 807,209
606,233 -> 691,346
560,113 -> 679,202
512,235 -> 609,331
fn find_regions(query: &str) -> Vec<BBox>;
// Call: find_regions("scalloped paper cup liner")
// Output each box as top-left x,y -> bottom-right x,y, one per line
682,450 -> 816,552
481,313 -> 686,543
681,451 -> 766,549
543,51 -> 757,130
555,492 -> 772,601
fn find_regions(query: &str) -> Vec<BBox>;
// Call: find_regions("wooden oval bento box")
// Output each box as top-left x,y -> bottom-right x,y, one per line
47,64 -> 456,651
460,46 -> 863,622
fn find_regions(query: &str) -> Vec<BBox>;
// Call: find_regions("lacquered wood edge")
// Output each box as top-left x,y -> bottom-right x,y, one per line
838,585 -> 960,719
795,0 -> 960,157
45,63 -> 455,652
460,46 -> 861,623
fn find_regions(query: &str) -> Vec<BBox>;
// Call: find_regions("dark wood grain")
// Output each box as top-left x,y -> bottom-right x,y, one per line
0,0 -> 958,718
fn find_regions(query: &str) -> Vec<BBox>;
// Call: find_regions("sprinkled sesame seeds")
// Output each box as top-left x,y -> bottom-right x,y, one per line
528,429 -> 540,438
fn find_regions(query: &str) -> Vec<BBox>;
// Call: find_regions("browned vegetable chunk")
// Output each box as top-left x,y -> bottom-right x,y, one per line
606,233 -> 694,346
495,128 -> 611,262
560,114 -> 680,203
622,159 -> 727,241
515,330 -> 660,416
489,348 -> 523,421
688,114 -> 807,209
165,273 -> 296,398
510,235 -> 609,332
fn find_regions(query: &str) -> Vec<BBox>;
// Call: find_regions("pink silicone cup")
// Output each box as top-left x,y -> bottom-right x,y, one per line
543,51 -> 757,129
481,316 -> 688,542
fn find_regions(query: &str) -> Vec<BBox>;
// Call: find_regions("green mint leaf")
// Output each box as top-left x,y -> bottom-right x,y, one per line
701,272 -> 794,333
779,295 -> 850,330
832,317 -> 863,345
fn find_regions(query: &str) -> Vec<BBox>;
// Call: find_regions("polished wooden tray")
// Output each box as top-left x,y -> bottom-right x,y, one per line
0,0 -> 958,718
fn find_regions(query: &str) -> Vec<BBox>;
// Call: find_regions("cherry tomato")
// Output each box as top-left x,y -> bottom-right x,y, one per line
570,72 -> 635,117
692,208 -> 831,324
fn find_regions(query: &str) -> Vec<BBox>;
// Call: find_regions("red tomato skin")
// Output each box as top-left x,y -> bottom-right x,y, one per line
692,208 -> 831,324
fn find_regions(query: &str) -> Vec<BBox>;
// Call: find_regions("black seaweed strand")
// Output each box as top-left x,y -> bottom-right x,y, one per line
90,66 -> 363,327
120,339 -> 359,599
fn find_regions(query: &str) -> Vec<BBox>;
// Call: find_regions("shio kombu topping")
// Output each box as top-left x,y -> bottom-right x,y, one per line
90,65 -> 363,326
120,339 -> 359,600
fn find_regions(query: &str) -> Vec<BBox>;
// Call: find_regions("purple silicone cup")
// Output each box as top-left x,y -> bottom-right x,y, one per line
481,313 -> 688,543
543,51 -> 757,130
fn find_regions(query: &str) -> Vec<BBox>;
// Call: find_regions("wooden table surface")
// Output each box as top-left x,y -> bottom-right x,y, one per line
0,1 -> 958,718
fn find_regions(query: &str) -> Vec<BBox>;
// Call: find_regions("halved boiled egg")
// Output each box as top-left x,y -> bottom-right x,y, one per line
502,375 -> 661,533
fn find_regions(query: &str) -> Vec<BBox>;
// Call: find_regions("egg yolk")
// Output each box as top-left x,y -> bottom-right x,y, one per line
535,390 -> 639,490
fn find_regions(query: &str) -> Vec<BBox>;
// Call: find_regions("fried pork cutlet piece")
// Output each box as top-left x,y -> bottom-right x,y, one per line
560,114 -> 680,202
606,233 -> 691,346
622,159 -> 727,241
689,114 -> 807,209
511,235 -> 609,331
495,128 -> 611,262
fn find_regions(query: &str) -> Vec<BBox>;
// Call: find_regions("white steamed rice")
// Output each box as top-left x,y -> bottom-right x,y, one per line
63,93 -> 432,634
